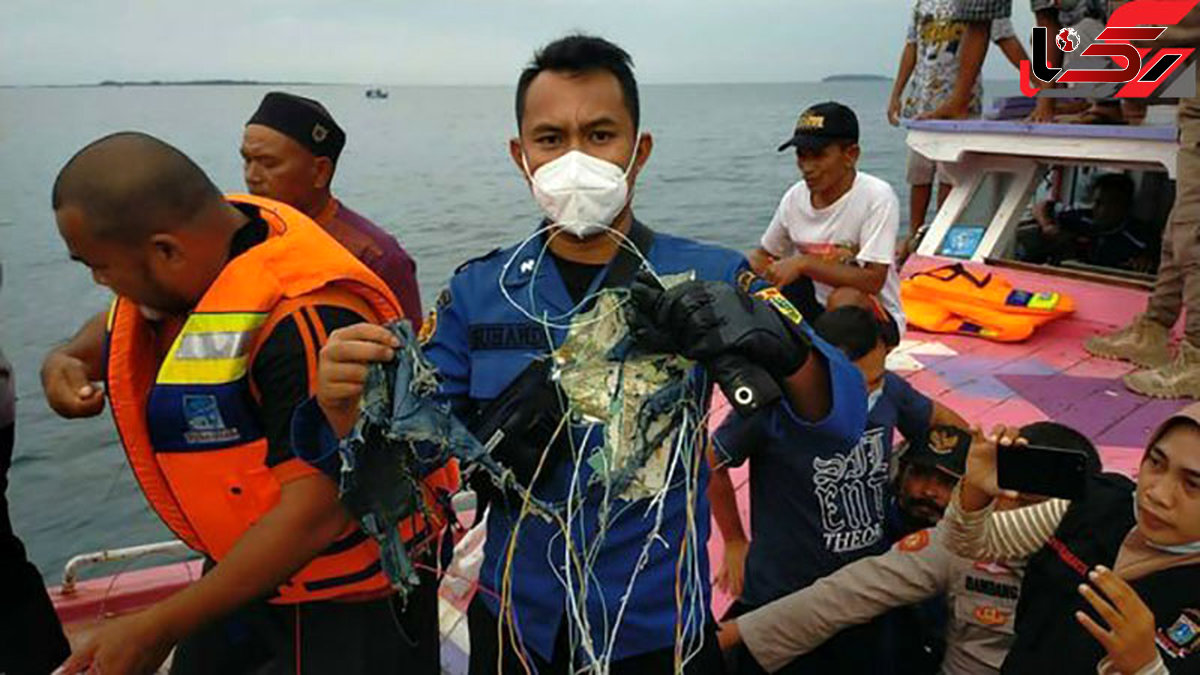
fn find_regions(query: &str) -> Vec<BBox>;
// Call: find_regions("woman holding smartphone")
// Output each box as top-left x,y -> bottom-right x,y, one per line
944,405 -> 1200,674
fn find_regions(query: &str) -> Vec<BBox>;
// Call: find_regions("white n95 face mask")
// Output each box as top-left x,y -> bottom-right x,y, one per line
524,144 -> 638,238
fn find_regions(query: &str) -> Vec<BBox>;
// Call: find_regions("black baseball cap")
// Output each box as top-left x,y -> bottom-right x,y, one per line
777,101 -> 860,152
905,425 -> 972,479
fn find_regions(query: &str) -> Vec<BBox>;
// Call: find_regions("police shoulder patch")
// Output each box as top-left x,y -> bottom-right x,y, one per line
897,529 -> 931,553
435,287 -> 452,309
454,247 -> 502,274
419,288 -> 451,345
418,307 -> 438,345
1158,609 -> 1200,659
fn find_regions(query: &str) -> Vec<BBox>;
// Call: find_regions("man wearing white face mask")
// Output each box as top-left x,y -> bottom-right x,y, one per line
304,34 -> 869,674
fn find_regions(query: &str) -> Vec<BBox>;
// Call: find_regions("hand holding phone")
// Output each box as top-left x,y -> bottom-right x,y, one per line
997,443 -> 1088,500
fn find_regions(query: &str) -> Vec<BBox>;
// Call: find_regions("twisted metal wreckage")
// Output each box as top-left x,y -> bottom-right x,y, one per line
333,280 -> 710,609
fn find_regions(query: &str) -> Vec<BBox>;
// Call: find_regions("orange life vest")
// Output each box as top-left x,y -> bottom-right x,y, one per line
901,263 -> 1075,342
105,194 -> 458,603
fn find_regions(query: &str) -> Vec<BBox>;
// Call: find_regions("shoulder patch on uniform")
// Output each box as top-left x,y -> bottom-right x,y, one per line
418,307 -> 438,346
435,287 -> 452,310
454,247 -> 502,274
897,529 -> 930,553
1158,609 -> 1200,659
419,288 -> 452,345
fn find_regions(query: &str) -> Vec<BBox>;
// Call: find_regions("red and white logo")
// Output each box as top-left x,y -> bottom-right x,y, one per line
1056,27 -> 1082,52
1020,0 -> 1198,99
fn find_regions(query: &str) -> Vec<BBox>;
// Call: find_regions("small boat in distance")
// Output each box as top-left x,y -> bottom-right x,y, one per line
365,87 -> 389,99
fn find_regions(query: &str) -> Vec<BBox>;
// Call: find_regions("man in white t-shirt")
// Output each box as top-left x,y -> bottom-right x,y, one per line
749,102 -> 906,344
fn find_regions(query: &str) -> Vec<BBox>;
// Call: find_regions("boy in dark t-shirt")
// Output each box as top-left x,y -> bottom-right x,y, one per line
712,306 -> 965,674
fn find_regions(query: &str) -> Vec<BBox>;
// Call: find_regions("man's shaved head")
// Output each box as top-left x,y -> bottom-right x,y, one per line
52,132 -> 222,243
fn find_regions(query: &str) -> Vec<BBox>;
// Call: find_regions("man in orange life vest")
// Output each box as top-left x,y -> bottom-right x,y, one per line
241,90 -> 442,674
41,92 -> 423,420
46,132 -> 454,675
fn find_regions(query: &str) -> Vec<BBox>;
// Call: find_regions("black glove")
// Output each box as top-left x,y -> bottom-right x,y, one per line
628,273 -> 812,379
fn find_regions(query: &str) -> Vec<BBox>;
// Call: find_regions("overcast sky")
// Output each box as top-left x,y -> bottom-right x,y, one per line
1,0 -> 1037,86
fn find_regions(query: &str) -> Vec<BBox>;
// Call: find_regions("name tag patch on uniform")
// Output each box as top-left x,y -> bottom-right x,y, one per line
469,323 -> 549,351
964,575 -> 1020,600
183,395 -> 240,445
1158,609 -> 1200,659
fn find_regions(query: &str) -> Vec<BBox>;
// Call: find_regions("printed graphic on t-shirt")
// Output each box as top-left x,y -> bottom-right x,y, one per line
902,0 -> 1014,118
796,241 -> 859,265
813,426 -> 889,554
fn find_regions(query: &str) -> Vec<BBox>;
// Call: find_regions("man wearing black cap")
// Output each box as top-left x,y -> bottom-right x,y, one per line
720,423 -> 1100,675
748,101 -> 904,347
242,91 -> 423,328
242,94 -> 442,674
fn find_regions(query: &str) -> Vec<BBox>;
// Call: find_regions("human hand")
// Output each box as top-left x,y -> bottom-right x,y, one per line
55,609 -> 176,675
627,275 -> 810,379
747,249 -> 776,276
1026,97 -> 1056,124
763,256 -> 807,288
316,323 -> 400,438
716,537 -> 749,598
41,350 -> 105,418
1033,201 -> 1061,236
918,98 -> 970,121
1076,565 -> 1160,675
888,97 -> 902,126
962,425 -> 1024,511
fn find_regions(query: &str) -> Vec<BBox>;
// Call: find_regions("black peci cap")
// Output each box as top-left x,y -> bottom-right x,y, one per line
905,425 -> 972,479
247,92 -> 346,162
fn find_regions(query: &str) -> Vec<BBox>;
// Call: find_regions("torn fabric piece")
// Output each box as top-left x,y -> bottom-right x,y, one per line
336,321 -> 507,595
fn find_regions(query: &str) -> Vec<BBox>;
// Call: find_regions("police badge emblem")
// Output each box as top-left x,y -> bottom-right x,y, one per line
1158,609 -> 1200,659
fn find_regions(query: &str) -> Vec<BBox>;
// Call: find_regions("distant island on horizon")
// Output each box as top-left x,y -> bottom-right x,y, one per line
822,74 -> 889,82
97,79 -> 323,87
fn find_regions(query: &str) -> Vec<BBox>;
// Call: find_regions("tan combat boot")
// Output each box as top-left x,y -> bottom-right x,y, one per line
1084,315 -> 1172,368
1125,340 -> 1200,399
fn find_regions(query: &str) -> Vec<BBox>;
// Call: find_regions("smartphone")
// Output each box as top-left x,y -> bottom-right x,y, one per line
997,444 -> 1089,500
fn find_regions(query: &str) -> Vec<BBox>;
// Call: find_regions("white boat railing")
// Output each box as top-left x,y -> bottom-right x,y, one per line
60,540 -> 193,595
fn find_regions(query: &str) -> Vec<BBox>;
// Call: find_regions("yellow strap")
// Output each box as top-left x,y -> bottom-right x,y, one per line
106,296 -> 119,332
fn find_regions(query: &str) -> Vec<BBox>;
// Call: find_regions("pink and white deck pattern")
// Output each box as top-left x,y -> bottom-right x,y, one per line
707,255 -> 1191,616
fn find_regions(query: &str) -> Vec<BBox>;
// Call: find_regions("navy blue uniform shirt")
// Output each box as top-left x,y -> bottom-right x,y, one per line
296,222 -> 866,662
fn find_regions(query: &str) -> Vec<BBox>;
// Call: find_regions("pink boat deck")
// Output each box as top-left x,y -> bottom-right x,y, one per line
707,254 -> 1191,617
